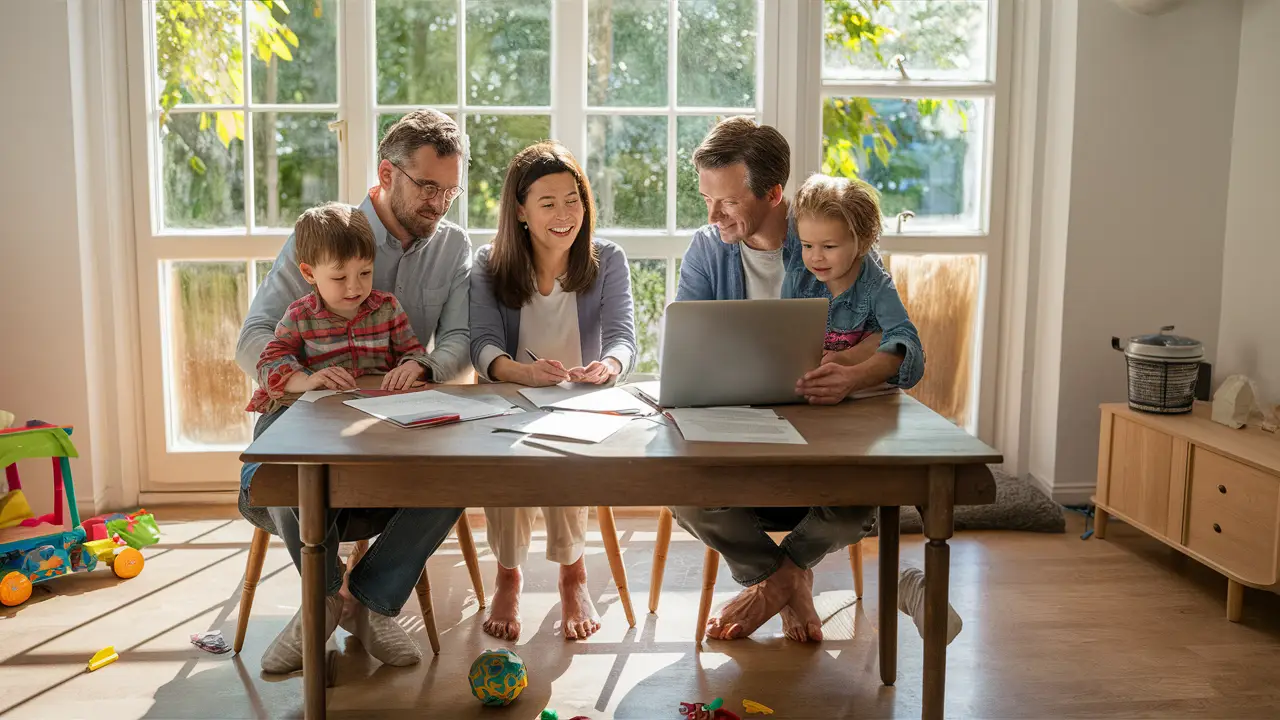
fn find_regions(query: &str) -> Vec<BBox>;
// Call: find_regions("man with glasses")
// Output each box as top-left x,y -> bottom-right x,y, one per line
234,109 -> 471,674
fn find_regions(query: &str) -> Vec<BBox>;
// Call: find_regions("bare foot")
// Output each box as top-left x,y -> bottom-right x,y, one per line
559,557 -> 600,640
780,568 -> 823,642
483,564 -> 523,641
706,558 -> 801,640
339,554 -> 358,624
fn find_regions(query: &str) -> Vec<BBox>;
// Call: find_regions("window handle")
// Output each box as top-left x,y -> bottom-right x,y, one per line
327,119 -> 347,145
893,54 -> 910,81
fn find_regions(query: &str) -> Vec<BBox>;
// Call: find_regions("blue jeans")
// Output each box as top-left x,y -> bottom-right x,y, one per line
240,408 -> 463,617
671,505 -> 876,586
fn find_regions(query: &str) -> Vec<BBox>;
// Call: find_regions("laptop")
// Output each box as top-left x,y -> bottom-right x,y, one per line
657,298 -> 828,407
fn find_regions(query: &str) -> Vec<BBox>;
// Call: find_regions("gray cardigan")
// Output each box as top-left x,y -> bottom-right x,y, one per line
469,238 -> 637,381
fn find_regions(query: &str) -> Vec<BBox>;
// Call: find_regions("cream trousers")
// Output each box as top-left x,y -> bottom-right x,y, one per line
484,506 -> 588,569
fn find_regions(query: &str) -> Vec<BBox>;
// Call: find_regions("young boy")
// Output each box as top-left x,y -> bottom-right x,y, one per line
246,202 -> 428,417
243,202 -> 431,673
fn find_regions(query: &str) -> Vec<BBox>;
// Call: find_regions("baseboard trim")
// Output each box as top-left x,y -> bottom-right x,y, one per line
1026,473 -> 1094,506
139,490 -> 240,506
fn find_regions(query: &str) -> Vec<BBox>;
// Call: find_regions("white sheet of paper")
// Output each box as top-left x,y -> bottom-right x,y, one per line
505,411 -> 633,444
667,407 -> 806,444
525,387 -> 654,415
517,383 -> 598,407
343,390 -> 507,425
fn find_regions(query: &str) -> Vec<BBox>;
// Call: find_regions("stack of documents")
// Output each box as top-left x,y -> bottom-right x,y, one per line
343,390 -> 516,429
666,407 -> 807,445
518,384 -> 655,415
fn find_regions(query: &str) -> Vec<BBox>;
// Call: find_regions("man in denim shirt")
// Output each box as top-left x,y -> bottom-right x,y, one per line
235,111 -> 469,673
669,117 -> 883,643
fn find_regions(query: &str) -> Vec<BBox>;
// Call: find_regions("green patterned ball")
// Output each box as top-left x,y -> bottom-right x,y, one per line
468,648 -> 528,706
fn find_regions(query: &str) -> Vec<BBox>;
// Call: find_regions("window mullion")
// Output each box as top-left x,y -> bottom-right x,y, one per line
821,80 -> 998,99
456,0 -> 471,230
242,6 -> 255,234
553,0 -> 587,162
341,0 -> 372,203
665,0 -> 678,235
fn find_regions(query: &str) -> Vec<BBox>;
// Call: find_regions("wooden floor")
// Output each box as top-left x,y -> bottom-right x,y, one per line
2,508 -> 1279,719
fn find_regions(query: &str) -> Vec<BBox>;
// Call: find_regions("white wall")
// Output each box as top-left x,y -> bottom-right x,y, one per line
1028,0 -> 1243,501
0,0 -> 138,518
0,1 -> 98,519
1216,0 -> 1280,405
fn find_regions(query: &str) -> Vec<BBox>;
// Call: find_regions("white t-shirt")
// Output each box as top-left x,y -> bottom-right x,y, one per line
739,243 -> 785,300
516,280 -> 583,369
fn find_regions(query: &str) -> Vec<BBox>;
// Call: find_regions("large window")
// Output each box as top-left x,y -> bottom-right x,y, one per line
818,0 -> 1003,429
128,0 -> 1004,492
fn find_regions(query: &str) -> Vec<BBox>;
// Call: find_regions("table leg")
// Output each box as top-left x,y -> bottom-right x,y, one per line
299,464 -> 328,720
878,505 -> 900,687
922,466 -> 956,720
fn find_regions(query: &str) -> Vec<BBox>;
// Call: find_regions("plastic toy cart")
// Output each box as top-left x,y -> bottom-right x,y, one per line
0,425 -> 144,607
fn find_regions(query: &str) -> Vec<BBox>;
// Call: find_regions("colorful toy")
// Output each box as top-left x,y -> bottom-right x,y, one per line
742,699 -> 774,715
0,423 -> 146,607
468,648 -> 528,706
539,711 -> 559,720
680,701 -> 741,720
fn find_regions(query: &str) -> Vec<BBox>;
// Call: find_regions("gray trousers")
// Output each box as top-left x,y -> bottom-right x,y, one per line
671,506 -> 877,586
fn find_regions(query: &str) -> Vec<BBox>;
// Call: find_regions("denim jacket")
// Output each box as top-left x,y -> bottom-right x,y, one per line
782,252 -> 925,389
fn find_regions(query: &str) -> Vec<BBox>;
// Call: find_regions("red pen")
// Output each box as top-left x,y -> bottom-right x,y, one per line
403,413 -> 460,428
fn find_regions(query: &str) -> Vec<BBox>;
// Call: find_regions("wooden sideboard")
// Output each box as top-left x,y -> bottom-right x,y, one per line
1093,402 -> 1280,621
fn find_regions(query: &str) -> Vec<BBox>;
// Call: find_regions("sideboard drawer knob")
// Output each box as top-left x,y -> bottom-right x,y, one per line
1213,523 -> 1222,533
1218,484 -> 1226,494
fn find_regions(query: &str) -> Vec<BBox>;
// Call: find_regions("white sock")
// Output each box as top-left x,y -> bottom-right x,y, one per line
897,567 -> 962,645
342,605 -> 421,667
261,595 -> 343,674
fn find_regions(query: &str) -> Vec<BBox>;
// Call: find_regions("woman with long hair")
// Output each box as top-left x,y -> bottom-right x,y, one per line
469,141 -> 637,641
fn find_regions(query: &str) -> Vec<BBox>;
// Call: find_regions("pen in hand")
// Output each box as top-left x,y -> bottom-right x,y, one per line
525,349 -> 541,362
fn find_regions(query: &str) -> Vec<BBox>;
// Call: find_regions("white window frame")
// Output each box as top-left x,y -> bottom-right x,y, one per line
784,0 -> 1012,441
125,0 -> 1008,496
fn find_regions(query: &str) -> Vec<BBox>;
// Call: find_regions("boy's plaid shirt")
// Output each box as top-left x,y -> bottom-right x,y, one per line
247,289 -> 426,413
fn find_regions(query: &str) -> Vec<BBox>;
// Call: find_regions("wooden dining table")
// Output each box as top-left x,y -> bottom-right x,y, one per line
243,383 -> 1001,719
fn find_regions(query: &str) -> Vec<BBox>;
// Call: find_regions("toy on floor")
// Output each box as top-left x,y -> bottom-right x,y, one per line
87,646 -> 118,672
0,422 -> 146,607
742,699 -> 774,715
468,648 -> 528,706
679,700 -> 741,720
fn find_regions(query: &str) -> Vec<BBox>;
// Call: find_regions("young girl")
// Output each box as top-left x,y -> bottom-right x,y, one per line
786,174 -> 962,646
786,174 -> 924,405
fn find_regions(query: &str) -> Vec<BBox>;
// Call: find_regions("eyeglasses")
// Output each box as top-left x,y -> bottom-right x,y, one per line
391,162 -> 464,203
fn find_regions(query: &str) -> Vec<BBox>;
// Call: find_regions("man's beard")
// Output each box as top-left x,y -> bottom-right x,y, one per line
390,187 -> 442,240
